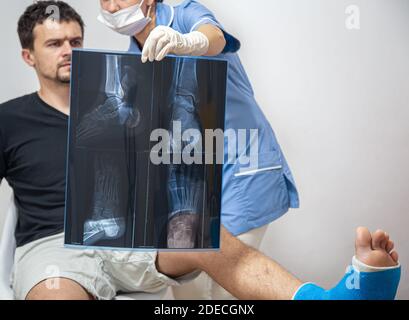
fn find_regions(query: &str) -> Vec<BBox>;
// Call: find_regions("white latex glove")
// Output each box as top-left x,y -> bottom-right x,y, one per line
141,26 -> 210,63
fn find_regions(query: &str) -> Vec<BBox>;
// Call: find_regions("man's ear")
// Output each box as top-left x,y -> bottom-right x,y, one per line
21,49 -> 35,67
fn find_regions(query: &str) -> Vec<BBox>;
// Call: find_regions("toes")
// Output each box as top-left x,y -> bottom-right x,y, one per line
372,229 -> 386,250
386,240 -> 395,253
355,227 -> 372,252
390,251 -> 399,263
380,232 -> 389,249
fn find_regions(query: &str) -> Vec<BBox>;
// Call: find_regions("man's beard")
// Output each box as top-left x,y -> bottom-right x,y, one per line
57,74 -> 71,84
56,60 -> 71,84
56,68 -> 71,84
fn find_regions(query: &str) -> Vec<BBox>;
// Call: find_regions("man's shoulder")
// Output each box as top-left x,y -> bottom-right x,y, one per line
0,93 -> 36,117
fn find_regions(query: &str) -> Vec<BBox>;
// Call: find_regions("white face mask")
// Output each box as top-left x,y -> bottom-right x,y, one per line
98,0 -> 152,36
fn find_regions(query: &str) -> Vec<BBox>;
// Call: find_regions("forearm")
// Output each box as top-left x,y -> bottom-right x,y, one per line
197,24 -> 226,56
141,25 -> 227,62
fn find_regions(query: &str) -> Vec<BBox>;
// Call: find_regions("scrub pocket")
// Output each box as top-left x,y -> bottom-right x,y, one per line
232,151 -> 290,222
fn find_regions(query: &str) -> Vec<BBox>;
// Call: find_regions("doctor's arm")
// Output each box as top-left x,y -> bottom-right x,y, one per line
141,24 -> 226,63
196,24 -> 226,56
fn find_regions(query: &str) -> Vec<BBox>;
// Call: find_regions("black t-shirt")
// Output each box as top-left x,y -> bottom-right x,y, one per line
0,93 -> 68,247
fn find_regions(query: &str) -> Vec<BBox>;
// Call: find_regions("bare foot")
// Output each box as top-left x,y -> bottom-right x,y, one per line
355,227 -> 399,268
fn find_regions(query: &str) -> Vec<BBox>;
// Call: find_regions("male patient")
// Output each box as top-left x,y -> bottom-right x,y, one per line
0,1 -> 401,300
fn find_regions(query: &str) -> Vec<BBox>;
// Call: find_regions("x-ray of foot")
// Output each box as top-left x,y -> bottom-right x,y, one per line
83,154 -> 126,246
168,161 -> 204,219
167,59 -> 205,249
167,213 -> 200,249
76,54 -> 141,144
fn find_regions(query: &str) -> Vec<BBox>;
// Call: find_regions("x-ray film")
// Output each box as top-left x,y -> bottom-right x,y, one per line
64,49 -> 227,250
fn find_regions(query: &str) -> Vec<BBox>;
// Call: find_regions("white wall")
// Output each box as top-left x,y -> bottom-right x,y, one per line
1,0 -> 408,299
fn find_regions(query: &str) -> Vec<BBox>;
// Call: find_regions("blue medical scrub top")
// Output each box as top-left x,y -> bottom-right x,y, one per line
128,0 -> 300,236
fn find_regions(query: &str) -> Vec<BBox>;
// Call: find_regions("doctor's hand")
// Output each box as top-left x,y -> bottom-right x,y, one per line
141,26 -> 209,63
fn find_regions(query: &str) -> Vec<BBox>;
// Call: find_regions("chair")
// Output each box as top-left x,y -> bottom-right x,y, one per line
0,194 -> 166,300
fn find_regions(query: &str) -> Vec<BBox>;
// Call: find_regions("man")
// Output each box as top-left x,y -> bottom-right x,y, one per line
0,1 -> 401,300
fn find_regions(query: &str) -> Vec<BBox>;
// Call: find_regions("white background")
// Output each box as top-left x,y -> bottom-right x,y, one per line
0,0 -> 408,299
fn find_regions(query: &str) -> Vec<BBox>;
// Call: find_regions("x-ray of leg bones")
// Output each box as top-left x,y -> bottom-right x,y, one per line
77,55 -> 138,246
167,59 -> 205,249
65,49 -> 227,250
76,55 -> 141,143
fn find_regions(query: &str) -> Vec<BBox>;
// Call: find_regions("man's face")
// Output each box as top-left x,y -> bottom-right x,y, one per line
100,0 -> 143,14
29,20 -> 83,84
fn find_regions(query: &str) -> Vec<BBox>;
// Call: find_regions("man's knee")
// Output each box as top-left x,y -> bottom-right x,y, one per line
157,231 -> 223,278
156,251 -> 200,280
156,227 -> 249,278
26,278 -> 94,300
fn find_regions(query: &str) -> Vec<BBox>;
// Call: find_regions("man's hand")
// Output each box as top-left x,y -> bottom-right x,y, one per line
141,26 -> 209,63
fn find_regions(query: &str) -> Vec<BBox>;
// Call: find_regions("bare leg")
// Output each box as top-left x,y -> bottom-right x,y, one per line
157,226 -> 303,300
172,224 -> 270,300
26,278 -> 94,300
158,226 -> 401,300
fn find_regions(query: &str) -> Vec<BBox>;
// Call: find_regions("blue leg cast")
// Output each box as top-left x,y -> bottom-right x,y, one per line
294,263 -> 401,300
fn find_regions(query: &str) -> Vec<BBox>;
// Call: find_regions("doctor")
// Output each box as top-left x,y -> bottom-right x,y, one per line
98,0 -> 300,300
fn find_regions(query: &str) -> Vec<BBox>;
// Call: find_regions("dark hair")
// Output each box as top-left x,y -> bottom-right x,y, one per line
18,1 -> 85,50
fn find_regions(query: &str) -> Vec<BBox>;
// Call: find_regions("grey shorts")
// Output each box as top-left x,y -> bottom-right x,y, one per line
11,233 -> 200,300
